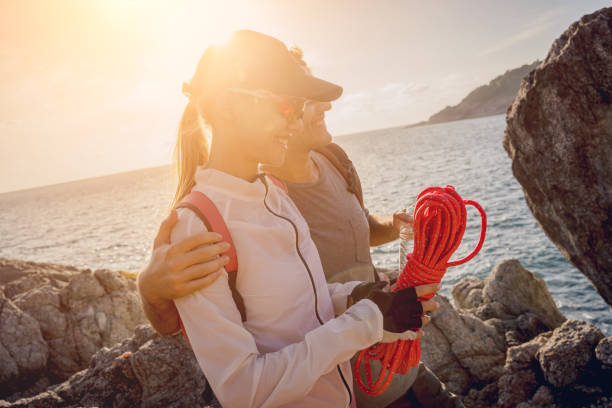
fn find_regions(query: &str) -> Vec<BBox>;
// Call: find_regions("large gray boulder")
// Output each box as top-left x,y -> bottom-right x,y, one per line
504,7 -> 612,306
0,292 -> 48,396
421,295 -> 507,395
0,259 -> 145,399
452,259 -> 565,346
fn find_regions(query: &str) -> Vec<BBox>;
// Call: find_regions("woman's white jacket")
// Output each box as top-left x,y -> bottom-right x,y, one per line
172,168 -> 384,408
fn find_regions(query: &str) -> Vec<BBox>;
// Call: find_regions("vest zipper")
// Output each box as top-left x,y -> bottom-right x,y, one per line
261,176 -> 353,407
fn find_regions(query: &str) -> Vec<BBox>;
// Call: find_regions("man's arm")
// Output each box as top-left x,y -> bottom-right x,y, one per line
137,210 -> 230,335
368,209 -> 414,247
140,295 -> 182,335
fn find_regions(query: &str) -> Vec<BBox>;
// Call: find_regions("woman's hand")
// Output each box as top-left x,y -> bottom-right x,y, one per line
348,282 -> 440,342
138,210 -> 231,305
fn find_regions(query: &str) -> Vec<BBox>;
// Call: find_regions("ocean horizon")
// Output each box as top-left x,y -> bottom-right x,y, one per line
1,114 -> 610,335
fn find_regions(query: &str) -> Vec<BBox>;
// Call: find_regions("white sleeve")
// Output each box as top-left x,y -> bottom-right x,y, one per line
327,281 -> 362,316
171,208 -> 383,408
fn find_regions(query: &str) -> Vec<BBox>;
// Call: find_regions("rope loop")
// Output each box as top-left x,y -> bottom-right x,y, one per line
355,185 -> 487,395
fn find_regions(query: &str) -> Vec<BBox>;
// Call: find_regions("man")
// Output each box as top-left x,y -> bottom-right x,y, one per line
138,48 -> 461,408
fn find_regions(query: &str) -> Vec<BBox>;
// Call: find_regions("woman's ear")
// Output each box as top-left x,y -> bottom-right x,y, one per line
212,92 -> 234,121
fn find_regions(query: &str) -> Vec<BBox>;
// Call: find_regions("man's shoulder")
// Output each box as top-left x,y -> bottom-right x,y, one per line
316,142 -> 352,163
314,143 -> 354,178
311,149 -> 349,186
315,143 -> 365,209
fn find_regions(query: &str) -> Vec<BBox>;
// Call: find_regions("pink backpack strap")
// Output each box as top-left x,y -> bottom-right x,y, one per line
265,173 -> 288,193
176,191 -> 246,325
179,191 -> 237,273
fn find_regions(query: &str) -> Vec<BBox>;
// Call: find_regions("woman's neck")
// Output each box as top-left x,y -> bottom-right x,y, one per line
265,147 -> 318,183
207,135 -> 260,182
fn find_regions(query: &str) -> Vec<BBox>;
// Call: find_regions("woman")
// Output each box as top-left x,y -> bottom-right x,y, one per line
147,30 -> 436,408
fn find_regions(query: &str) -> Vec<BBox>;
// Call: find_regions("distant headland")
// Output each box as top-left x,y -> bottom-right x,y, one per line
407,60 -> 541,127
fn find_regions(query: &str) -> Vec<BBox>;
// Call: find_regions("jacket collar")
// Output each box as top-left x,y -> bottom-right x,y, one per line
194,167 -> 268,202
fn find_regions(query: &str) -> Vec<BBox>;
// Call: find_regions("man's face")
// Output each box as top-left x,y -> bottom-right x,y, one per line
296,100 -> 332,150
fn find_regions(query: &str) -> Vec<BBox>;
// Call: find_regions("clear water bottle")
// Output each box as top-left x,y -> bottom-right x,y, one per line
398,215 -> 414,272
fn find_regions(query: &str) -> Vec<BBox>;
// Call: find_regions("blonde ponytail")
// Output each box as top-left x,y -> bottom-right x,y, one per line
171,99 -> 209,208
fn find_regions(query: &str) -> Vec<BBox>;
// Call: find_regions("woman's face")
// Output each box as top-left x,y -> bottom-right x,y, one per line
225,89 -> 304,166
295,101 -> 332,150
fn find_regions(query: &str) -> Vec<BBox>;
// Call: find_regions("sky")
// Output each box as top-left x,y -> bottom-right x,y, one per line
1,0 -> 610,193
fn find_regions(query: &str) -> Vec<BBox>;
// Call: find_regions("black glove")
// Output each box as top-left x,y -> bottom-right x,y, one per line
348,281 -> 424,334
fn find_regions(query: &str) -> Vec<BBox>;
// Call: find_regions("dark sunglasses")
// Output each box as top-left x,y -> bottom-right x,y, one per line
228,88 -> 306,122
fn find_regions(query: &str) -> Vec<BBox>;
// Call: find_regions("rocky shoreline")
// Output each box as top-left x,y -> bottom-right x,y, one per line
0,257 -> 610,408
1,5 -> 610,408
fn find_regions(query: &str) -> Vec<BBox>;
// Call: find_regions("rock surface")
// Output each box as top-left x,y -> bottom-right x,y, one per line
536,320 -> 604,387
421,295 -> 506,395
0,259 -> 145,400
596,337 -> 612,369
0,291 -> 48,396
504,7 -> 612,306
2,326 -> 218,408
496,332 -> 551,408
1,256 -> 611,407
451,259 -> 565,346
442,258 -> 611,407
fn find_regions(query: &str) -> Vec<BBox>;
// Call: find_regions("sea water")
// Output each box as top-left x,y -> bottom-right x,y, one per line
0,114 -> 609,334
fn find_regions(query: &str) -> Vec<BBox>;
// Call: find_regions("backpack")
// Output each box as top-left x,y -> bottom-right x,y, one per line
175,146 -> 371,337
176,174 -> 288,331
315,143 -> 380,282
315,143 -> 365,210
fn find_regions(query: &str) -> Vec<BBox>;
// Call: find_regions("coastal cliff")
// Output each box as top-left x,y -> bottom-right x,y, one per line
411,60 -> 540,127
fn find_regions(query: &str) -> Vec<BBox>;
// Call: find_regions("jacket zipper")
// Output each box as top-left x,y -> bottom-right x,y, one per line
261,176 -> 353,407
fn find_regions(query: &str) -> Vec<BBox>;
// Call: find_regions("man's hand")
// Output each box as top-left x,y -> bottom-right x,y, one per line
368,209 -> 414,246
137,210 -> 230,334
392,208 -> 414,238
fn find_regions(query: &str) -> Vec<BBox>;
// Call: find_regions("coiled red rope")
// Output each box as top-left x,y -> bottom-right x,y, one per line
354,185 -> 487,395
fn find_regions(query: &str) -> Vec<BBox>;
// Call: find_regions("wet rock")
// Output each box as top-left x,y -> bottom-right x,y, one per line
536,320 -> 604,387
504,7 -> 612,306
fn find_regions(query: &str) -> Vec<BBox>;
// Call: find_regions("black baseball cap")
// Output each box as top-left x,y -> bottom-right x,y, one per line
186,30 -> 343,102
